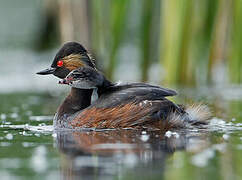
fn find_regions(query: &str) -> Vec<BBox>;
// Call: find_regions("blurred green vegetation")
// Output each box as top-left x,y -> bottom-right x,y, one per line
2,0 -> 242,86
52,0 -> 241,86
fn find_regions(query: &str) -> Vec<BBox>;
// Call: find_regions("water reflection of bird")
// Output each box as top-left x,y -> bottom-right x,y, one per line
55,130 -> 208,179
37,42 -> 210,129
57,130 -> 184,155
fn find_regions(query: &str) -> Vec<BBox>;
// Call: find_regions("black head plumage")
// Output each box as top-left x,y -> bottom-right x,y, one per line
51,42 -> 95,68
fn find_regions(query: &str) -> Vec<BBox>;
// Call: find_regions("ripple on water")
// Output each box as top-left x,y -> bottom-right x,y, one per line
31,146 -> 47,173
29,116 -> 54,121
5,134 -> 13,140
205,117 -> 242,132
0,124 -> 54,133
191,143 -> 226,167
1,117 -> 242,134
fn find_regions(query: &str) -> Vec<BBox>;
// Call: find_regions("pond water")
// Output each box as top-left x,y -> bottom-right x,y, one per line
1,87 -> 242,180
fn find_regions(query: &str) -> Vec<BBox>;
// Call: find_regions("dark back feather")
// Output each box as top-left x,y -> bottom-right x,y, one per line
94,83 -> 177,108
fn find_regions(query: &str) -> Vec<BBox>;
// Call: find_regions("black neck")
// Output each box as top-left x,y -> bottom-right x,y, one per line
97,78 -> 114,96
57,87 -> 93,118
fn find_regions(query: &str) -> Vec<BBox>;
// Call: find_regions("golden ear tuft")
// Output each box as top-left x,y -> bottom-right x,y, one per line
62,54 -> 84,71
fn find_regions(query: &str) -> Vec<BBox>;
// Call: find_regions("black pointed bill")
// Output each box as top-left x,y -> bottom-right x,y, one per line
36,67 -> 56,75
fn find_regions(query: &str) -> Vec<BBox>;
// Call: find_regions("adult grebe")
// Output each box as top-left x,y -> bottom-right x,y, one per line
37,42 -> 210,129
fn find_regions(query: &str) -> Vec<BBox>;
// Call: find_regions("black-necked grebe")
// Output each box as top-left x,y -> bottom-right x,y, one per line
37,42 -> 210,129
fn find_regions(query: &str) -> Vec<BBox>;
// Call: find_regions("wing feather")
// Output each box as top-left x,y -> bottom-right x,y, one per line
94,83 -> 177,108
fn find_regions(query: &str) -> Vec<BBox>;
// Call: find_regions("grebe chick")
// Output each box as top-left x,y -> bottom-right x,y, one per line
60,66 -> 112,90
59,67 -> 210,130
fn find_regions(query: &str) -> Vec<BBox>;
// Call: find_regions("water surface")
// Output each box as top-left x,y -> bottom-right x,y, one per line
1,89 -> 242,180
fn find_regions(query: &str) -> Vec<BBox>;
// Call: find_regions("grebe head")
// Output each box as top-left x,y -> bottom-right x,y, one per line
36,42 -> 96,79
59,67 -> 105,89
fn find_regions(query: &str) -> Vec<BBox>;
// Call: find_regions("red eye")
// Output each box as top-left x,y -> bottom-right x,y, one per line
57,60 -> 63,67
